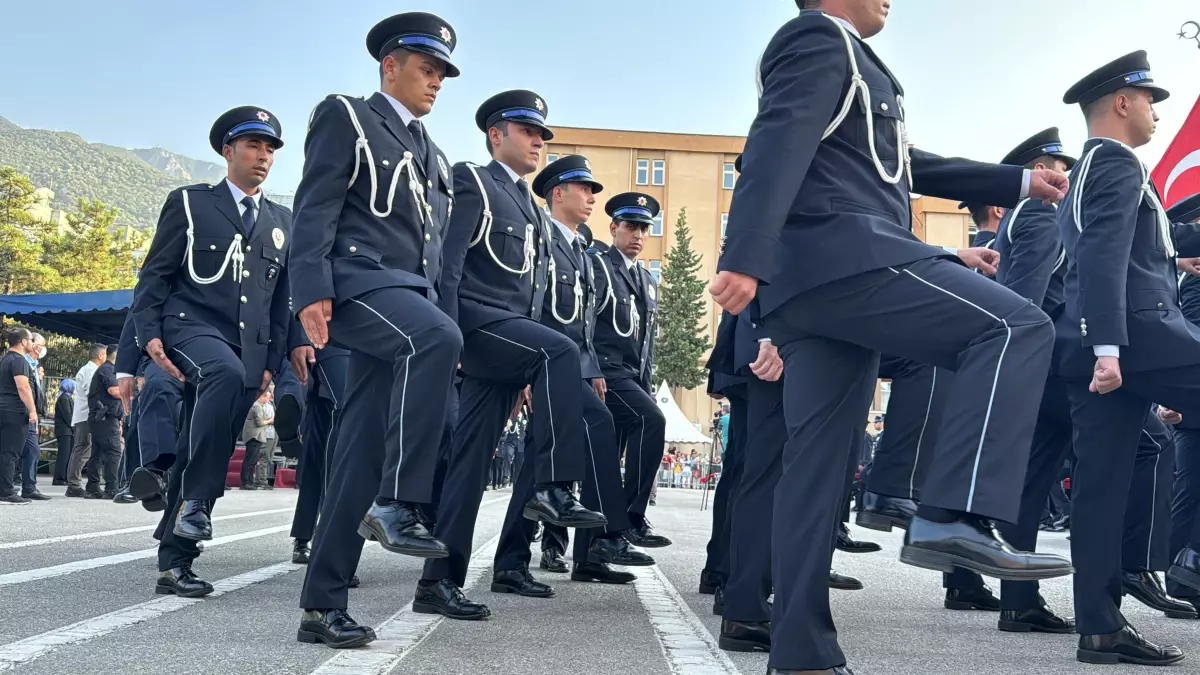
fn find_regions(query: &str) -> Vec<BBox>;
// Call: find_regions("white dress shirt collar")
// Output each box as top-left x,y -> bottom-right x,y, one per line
225,178 -> 261,215
379,91 -> 417,127
495,161 -> 522,184
550,217 -> 580,246
617,248 -> 637,270
828,14 -> 861,39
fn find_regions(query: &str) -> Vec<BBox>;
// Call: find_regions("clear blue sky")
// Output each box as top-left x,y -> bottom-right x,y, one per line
2,0 -> 1198,194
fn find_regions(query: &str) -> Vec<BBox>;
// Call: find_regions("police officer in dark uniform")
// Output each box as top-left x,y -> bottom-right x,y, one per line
519,156 -> 656,586
592,192 -> 671,547
1055,50 -> 1199,665
292,12 -> 464,648
416,91 -> 604,621
127,105 -> 294,597
713,4 -> 1073,672
115,314 -> 182,510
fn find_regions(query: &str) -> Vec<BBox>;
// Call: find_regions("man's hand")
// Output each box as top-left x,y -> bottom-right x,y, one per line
750,341 -> 784,382
1178,257 -> 1200,277
291,346 -> 316,386
709,271 -> 758,315
145,338 -> 185,382
592,377 -> 607,401
119,378 -> 136,415
28,411 -> 37,426
521,385 -> 533,411
1029,168 -> 1069,205
1158,406 -> 1183,425
1090,356 -> 1122,394
299,299 -> 333,350
258,370 -> 273,396
956,247 -> 1000,276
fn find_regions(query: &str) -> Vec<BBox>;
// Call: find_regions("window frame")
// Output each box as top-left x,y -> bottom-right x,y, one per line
651,159 -> 666,186
650,212 -> 664,237
636,159 -> 650,186
722,163 -> 736,189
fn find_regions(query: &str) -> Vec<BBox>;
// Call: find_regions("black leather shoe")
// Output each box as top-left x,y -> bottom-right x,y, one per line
713,586 -> 725,616
358,501 -> 448,558
142,494 -> 166,512
624,518 -> 672,548
297,609 -> 376,649
855,492 -> 916,532
829,570 -> 863,591
835,523 -> 881,554
540,549 -> 568,573
901,515 -> 1073,581
349,575 -> 360,589
766,667 -> 853,674
240,484 -> 258,490
412,579 -> 491,620
23,490 -> 51,501
571,561 -> 636,584
173,500 -> 213,541
155,567 -> 214,598
491,568 -> 554,598
719,619 -> 770,653
1077,624 -> 1185,665
292,539 -> 311,564
84,490 -> 105,499
64,486 -> 86,498
128,466 -> 167,501
998,600 -> 1075,634
699,568 -> 723,595
523,483 -> 607,529
588,534 -> 655,567
944,585 -> 1000,611
1123,570 -> 1198,619
1168,546 -> 1200,594
112,489 -> 139,504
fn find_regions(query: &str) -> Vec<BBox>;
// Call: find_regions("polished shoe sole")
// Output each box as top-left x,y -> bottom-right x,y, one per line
297,629 -> 376,649
698,584 -> 718,595
830,580 -> 864,591
570,572 -> 634,584
128,469 -> 165,501
627,538 -> 672,549
357,522 -> 449,559
172,524 -> 213,541
1124,590 -> 1198,619
490,582 -> 554,598
522,506 -> 607,529
1077,649 -> 1185,666
945,600 -> 1000,611
590,556 -> 656,568
899,546 -> 1074,581
155,584 -> 213,599
1164,609 -> 1198,620
998,620 -> 1074,634
836,544 -> 883,554
411,601 -> 490,620
718,636 -> 770,653
539,564 -> 568,574
1168,564 -> 1200,594
856,511 -> 907,532
292,556 -> 310,565
142,496 -> 166,512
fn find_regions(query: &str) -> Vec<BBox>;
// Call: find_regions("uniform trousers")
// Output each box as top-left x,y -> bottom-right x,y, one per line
425,380 -> 459,527
763,258 -> 1053,671
290,358 -> 346,542
1122,414 -> 1173,574
703,387 -> 747,583
1168,427 -> 1200,598
135,363 -> 183,471
866,357 -> 948,501
606,376 -> 667,524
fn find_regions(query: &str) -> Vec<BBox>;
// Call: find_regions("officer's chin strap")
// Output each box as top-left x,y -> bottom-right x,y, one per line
593,252 -> 639,338
462,163 -> 535,276
821,14 -> 912,188
181,189 -> 244,284
548,258 -> 583,324
335,96 -> 431,224
1071,143 -> 1176,260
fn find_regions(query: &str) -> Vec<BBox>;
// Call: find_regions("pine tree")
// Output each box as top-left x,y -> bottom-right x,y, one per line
655,207 -> 711,389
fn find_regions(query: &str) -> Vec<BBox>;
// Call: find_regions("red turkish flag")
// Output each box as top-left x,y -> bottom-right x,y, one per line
1152,95 -> 1200,209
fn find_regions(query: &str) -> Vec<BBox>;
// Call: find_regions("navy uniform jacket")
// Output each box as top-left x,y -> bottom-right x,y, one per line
1176,272 -> 1200,430
538,223 -> 602,380
994,199 -> 1064,316
719,12 -> 1025,316
592,246 -> 658,391
115,313 -> 145,378
971,229 -> 997,249
130,181 -> 294,387
706,311 -> 747,396
1054,138 -> 1200,376
440,160 -> 550,334
290,93 -> 453,313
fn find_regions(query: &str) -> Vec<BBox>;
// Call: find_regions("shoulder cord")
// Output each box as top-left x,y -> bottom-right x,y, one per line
1071,143 -> 1175,260
593,253 -> 638,338
334,95 -> 431,225
1003,198 -> 1067,274
819,14 -> 911,188
461,163 -> 534,276
180,189 -> 244,285
548,256 -> 583,324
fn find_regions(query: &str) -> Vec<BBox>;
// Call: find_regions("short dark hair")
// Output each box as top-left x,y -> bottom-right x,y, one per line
379,48 -> 412,82
5,327 -> 29,348
485,120 -> 511,157
1082,87 -> 1141,124
1024,154 -> 1059,171
967,204 -> 991,228
107,344 -> 119,361
89,343 -> 107,361
798,0 -> 822,9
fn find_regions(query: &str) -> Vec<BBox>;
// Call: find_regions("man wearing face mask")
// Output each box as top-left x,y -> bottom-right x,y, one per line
15,333 -> 49,501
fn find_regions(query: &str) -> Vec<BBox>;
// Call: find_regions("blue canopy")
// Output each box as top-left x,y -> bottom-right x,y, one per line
0,290 -> 132,343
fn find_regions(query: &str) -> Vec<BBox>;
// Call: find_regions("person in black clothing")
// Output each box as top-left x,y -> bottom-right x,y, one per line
0,328 -> 38,505
87,345 -> 124,499
52,379 -> 75,485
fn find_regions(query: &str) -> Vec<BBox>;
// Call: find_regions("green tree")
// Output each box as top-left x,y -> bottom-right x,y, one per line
655,207 -> 711,389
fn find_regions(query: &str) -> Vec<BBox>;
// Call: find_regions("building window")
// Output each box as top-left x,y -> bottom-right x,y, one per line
651,212 -> 664,237
547,153 -> 559,164
636,159 -> 649,185
652,160 -> 666,186
721,213 -> 728,237
722,163 -> 736,189
648,259 -> 662,283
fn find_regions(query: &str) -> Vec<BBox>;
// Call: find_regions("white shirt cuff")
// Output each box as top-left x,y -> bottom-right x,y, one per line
116,372 -> 134,380
757,338 -> 772,344
1092,345 -> 1120,358
1019,169 -> 1031,200
943,246 -> 958,255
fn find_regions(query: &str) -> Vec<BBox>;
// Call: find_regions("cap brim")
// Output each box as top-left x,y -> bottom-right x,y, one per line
1056,153 -> 1078,170
216,131 -> 284,154
404,45 -> 460,77
1138,83 -> 1170,103
615,216 -> 653,227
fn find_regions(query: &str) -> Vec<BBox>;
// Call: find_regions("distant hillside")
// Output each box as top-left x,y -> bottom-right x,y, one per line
0,117 -> 225,229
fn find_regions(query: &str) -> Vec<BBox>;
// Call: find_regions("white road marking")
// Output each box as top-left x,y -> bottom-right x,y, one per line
0,561 -> 302,671
0,508 -> 294,550
0,525 -> 290,587
634,565 -> 743,675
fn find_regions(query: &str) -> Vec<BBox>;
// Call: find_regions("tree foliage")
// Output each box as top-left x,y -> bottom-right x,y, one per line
654,207 -> 711,390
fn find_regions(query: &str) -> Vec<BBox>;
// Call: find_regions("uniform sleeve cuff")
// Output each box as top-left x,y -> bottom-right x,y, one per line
116,372 -> 134,380
942,246 -> 958,255
757,337 -> 772,344
1019,169 -> 1032,200
1092,345 -> 1120,358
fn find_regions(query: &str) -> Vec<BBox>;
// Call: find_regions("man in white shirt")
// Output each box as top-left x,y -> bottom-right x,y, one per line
65,344 -> 107,497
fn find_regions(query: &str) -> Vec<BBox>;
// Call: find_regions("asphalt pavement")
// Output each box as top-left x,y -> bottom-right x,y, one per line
1,485 -> 1198,674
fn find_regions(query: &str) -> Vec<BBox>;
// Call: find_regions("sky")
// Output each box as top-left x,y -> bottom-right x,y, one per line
2,0 -> 1199,194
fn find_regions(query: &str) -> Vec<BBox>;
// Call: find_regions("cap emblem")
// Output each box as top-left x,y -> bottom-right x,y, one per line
257,111 -> 270,122
534,98 -> 544,112
637,196 -> 647,206
440,26 -> 452,43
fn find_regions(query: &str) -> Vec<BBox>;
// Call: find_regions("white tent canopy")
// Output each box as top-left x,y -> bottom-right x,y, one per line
655,381 -> 711,444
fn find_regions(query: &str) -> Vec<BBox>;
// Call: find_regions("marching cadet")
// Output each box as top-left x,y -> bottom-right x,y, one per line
292,12 -> 463,648
523,156 -> 656,586
115,314 -> 182,512
711,2 -> 1073,672
1055,50 -> 1200,665
127,105 -> 295,598
591,192 -> 671,547
417,91 -> 604,621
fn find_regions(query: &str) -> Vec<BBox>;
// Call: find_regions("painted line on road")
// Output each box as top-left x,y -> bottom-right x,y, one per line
0,525 -> 290,587
0,561 -> 302,671
0,508 -> 294,550
634,565 -> 743,675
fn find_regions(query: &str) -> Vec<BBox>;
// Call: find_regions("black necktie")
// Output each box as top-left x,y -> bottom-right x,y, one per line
573,237 -> 587,272
407,120 -> 428,164
517,179 -> 537,213
241,196 -> 256,235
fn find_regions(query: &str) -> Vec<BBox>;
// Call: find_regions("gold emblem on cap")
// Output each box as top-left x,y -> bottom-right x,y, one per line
257,111 -> 270,122
637,196 -> 648,207
534,98 -> 544,112
440,26 -> 452,43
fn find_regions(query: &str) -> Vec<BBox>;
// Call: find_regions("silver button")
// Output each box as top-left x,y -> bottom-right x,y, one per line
349,246 -> 358,253
1081,329 -> 1088,336
382,159 -> 390,167
506,226 -> 513,233
561,275 -> 567,281
275,257 -> 280,263
246,245 -> 252,252
209,244 -> 216,251
240,296 -> 247,304
881,102 -> 889,111
178,313 -> 185,318
427,180 -> 433,189
425,234 -> 431,242
422,258 -> 428,266
242,270 -> 250,278
1158,302 -> 1165,309
239,322 -> 245,329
